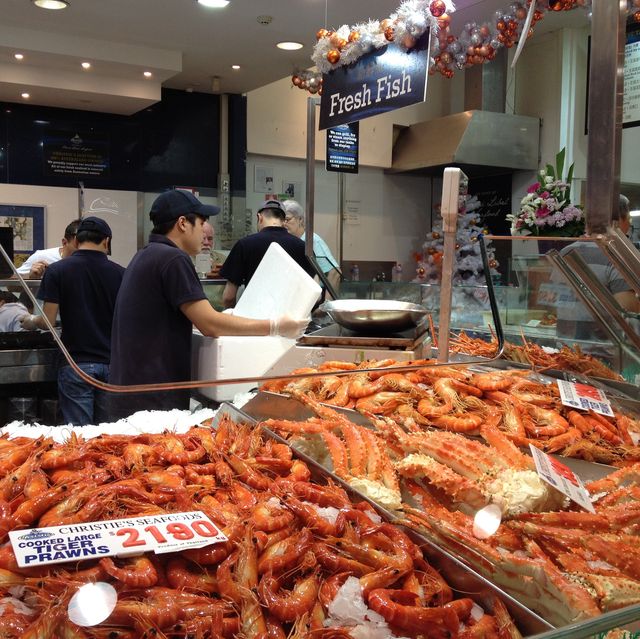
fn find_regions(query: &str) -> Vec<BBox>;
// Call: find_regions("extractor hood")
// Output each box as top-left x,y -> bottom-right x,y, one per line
388,110 -> 540,176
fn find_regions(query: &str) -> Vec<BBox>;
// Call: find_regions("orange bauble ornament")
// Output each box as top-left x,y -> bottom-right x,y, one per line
348,31 -> 361,43
292,75 -> 302,86
330,33 -> 345,48
634,10 -> 640,22
437,13 -> 450,29
384,27 -> 395,41
316,28 -> 329,40
380,18 -> 393,31
326,49 -> 341,64
432,252 -> 443,266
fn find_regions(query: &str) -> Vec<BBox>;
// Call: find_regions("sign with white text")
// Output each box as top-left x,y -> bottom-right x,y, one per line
326,122 -> 359,173
319,30 -> 430,130
9,511 -> 226,568
624,22 -> 640,128
557,380 -> 614,417
530,445 -> 595,512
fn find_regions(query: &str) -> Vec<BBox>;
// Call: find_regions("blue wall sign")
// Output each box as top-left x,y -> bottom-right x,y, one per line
319,30 -> 430,131
326,122 -> 359,173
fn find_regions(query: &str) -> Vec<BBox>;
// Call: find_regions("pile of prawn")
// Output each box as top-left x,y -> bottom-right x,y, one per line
262,360 -> 640,466
261,399 -> 640,626
449,331 -> 623,382
0,417 -> 521,639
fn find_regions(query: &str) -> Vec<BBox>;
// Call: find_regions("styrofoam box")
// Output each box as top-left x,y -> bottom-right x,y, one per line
234,242 -> 322,320
192,332 -> 294,402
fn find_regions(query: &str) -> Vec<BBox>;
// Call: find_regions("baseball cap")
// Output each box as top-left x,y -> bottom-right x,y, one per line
150,189 -> 220,225
258,200 -> 285,215
77,216 -> 112,238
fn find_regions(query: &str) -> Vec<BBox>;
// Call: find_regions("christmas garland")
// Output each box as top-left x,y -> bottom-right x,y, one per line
292,0 -> 640,92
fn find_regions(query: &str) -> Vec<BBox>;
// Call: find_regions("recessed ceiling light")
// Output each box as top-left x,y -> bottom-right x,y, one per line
196,0 -> 229,7
14,53 -> 24,61
21,93 -> 30,99
81,61 -> 91,69
32,0 -> 69,9
231,64 -> 241,70
143,71 -> 152,77
276,42 -> 304,51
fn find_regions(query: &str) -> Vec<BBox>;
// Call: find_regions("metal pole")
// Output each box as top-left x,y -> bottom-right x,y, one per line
305,97 -> 318,259
78,181 -> 84,218
584,0 -> 625,234
305,96 -> 338,299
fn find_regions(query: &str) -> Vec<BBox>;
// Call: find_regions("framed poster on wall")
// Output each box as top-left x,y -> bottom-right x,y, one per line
0,205 -> 45,268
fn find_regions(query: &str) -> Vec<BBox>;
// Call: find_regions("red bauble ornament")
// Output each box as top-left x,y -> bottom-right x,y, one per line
429,0 -> 446,18
634,10 -> 640,22
326,49 -> 341,64
384,26 -> 395,41
489,259 -> 497,268
634,0 -> 640,7
496,19 -> 506,31
515,7 -> 528,19
316,28 -> 329,40
348,30 -> 360,43
549,0 -> 563,10
292,75 -> 302,86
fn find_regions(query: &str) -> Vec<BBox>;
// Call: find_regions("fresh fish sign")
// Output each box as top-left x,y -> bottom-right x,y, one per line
319,30 -> 430,130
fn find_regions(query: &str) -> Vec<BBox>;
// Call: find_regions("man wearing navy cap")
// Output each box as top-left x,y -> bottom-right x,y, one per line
220,199 -> 315,308
107,189 -> 309,418
21,216 -> 125,425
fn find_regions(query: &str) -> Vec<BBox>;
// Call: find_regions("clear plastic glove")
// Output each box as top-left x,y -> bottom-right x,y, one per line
269,315 -> 309,339
20,314 -> 39,331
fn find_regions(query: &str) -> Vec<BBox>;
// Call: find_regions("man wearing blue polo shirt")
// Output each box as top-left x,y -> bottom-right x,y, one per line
21,216 -> 124,425
108,190 -> 308,418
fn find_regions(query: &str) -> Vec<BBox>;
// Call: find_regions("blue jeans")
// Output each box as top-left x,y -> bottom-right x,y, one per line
58,363 -> 110,426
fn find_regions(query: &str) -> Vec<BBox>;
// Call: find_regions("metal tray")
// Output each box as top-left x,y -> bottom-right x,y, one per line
216,401 -> 553,636
320,299 -> 428,333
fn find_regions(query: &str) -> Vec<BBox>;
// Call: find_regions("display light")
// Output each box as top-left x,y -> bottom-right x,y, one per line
32,0 -> 69,9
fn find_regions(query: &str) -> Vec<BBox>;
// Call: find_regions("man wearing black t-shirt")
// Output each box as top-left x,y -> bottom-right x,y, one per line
220,200 -> 315,308
107,190 -> 309,419
21,217 -> 124,425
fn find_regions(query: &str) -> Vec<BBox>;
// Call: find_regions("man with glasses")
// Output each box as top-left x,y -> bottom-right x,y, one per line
220,199 -> 315,309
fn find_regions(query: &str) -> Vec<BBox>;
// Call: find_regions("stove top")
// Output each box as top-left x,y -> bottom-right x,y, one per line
299,323 -> 429,350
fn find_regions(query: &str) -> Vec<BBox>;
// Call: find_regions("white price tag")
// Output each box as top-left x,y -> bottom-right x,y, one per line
9,511 -> 226,568
529,445 -> 595,513
557,380 -> 614,417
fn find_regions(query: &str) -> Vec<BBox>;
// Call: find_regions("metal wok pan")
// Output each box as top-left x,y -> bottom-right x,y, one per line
319,299 -> 429,333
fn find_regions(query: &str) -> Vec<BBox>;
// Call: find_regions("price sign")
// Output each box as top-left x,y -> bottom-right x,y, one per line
529,445 -> 595,513
9,511 -> 226,568
557,380 -> 614,417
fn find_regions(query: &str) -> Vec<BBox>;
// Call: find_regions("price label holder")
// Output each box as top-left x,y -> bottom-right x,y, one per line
529,445 -> 595,513
10,510 -> 226,568
557,380 -> 614,417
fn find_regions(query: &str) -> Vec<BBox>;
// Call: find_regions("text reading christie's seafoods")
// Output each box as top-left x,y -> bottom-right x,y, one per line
9,510 -> 226,568
328,71 -> 413,117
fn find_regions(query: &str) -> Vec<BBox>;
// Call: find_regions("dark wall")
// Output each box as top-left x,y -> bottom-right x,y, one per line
0,89 -> 246,194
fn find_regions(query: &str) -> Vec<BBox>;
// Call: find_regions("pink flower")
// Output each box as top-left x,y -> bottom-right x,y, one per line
527,182 -> 540,194
540,191 -> 550,198
536,206 -> 550,218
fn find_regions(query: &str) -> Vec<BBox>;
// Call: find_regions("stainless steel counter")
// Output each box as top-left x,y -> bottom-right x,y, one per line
0,348 -> 58,384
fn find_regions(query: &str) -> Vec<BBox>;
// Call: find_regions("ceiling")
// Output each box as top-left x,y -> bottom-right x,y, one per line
0,0 -> 589,115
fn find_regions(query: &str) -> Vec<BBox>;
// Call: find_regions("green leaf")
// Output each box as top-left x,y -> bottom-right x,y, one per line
566,162 -> 574,201
546,164 -> 555,180
555,148 -> 566,179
